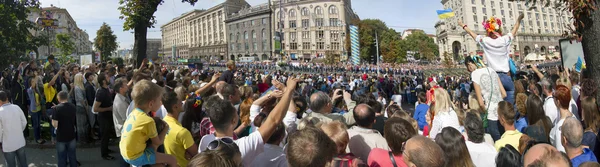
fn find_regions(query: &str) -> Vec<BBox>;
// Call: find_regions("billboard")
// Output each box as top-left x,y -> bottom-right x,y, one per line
80,55 -> 93,66
559,39 -> 585,71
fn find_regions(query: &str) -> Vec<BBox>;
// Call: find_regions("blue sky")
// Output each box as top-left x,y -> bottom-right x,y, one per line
38,0 -> 442,49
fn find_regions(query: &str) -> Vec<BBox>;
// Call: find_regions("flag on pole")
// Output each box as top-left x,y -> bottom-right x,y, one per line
437,9 -> 455,19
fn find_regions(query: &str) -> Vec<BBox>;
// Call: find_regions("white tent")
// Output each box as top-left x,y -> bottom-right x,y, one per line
524,53 -> 545,61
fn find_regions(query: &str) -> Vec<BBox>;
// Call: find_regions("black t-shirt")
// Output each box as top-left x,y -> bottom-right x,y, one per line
219,70 -> 234,85
95,87 -> 113,118
52,102 -> 77,142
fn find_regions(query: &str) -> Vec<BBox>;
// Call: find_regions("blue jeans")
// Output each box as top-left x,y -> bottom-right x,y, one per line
46,108 -> 56,138
497,72 -> 515,105
30,111 -> 42,141
486,120 -> 505,142
3,147 -> 27,167
56,139 -> 77,167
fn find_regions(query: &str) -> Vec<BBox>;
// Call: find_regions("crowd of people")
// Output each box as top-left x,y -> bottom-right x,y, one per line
0,14 -> 598,167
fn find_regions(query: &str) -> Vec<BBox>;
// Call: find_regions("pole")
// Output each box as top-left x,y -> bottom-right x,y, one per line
375,31 -> 380,76
279,0 -> 283,61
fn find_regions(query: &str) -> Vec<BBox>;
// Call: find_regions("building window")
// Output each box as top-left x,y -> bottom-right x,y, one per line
243,22 -> 246,27
473,15 -> 478,22
236,33 -> 240,41
262,18 -> 267,25
290,32 -> 297,40
263,40 -> 267,50
315,6 -> 323,15
262,29 -> 266,38
500,2 -> 503,8
303,42 -> 310,50
331,31 -> 339,40
252,30 -> 256,39
471,0 -> 475,4
253,42 -> 257,50
329,6 -> 338,14
317,42 -> 324,50
302,31 -> 310,39
289,20 -> 297,28
289,9 -> 296,18
481,0 -> 485,5
230,43 -> 235,51
290,43 -> 298,50
315,18 -> 324,27
251,20 -> 255,26
329,18 -> 338,26
245,43 -> 249,50
472,7 -> 477,14
482,8 -> 487,14
244,31 -> 248,40
301,7 -> 309,16
332,42 -> 340,50
492,9 -> 496,15
302,19 -> 309,27
501,10 -> 504,15
491,1 -> 494,7
316,31 -> 324,39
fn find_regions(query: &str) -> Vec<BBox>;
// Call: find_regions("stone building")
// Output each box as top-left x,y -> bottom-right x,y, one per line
225,3 -> 272,61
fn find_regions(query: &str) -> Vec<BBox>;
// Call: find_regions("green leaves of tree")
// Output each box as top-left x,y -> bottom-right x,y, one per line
0,0 -> 41,68
54,33 -> 75,64
94,22 -> 118,62
404,31 -> 439,61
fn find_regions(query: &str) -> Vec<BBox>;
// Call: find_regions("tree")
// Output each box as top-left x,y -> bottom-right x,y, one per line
403,31 -> 438,61
118,0 -> 198,67
442,52 -> 454,68
357,19 -> 388,62
54,33 -> 75,64
0,0 -> 42,69
94,22 -> 118,62
356,19 -> 405,64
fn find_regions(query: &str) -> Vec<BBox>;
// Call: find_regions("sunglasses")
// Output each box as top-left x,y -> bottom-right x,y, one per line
207,138 -> 235,151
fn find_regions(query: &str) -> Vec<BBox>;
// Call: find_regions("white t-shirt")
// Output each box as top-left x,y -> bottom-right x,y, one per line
198,132 -> 265,166
475,33 -> 513,73
466,141 -> 498,167
471,67 -> 503,121
429,109 -> 461,139
550,115 -> 576,153
543,96 -> 559,124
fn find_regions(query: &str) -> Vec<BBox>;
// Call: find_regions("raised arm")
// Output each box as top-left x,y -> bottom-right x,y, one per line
258,77 -> 298,142
194,72 -> 221,95
458,19 -> 478,40
512,13 -> 525,36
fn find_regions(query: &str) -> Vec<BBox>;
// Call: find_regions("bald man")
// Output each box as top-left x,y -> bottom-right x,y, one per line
403,135 -> 445,167
562,117 -> 598,166
215,81 -> 227,96
523,143 -> 571,167
346,104 -> 389,162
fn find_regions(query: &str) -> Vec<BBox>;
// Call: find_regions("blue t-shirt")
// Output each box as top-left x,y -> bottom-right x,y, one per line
414,103 -> 429,130
572,148 -> 598,167
515,117 -> 528,132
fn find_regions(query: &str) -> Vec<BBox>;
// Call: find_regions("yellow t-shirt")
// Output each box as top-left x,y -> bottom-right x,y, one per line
43,83 -> 56,103
494,130 -> 523,152
33,93 -> 41,112
163,116 -> 195,167
119,108 -> 158,160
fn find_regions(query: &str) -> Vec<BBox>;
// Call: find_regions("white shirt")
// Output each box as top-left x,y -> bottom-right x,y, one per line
345,126 -> 390,162
0,104 -> 27,152
475,33 -> 513,72
569,99 -> 580,121
465,140 -> 498,167
471,67 -> 503,121
550,116 -> 575,153
572,85 -> 581,102
543,96 -> 559,123
199,131 -> 265,166
429,109 -> 461,139
249,144 -> 288,167
113,93 -> 130,137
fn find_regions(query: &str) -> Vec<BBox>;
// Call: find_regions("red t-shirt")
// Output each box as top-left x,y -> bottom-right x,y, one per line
258,83 -> 270,93
362,74 -> 368,81
367,148 -> 408,167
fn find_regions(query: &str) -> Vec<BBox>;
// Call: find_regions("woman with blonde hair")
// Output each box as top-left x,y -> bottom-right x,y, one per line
73,73 -> 90,143
319,121 -> 364,167
429,87 -> 461,139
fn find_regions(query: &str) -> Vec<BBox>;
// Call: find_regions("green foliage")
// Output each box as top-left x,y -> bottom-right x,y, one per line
356,19 -> 405,63
94,23 -> 118,62
0,0 -> 42,68
111,57 -> 124,66
54,33 -> 75,64
442,52 -> 454,68
404,31 -> 439,61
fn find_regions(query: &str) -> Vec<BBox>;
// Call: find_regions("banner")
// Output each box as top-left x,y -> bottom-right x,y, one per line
559,39 -> 585,70
350,25 -> 360,65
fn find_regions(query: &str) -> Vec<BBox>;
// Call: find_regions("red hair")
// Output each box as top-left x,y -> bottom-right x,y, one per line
554,85 -> 571,109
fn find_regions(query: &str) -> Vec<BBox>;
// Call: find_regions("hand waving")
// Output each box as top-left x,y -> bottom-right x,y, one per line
211,72 -> 221,82
286,77 -> 299,91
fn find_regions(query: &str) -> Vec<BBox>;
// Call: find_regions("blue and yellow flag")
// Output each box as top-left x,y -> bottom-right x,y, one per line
437,9 -> 455,19
575,56 -> 586,72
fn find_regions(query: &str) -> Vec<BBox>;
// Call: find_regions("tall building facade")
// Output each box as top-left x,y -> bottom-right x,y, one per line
27,5 -> 93,59
160,0 -> 250,61
272,0 -> 359,61
435,0 -> 570,61
147,38 -> 162,59
225,3 -> 272,61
